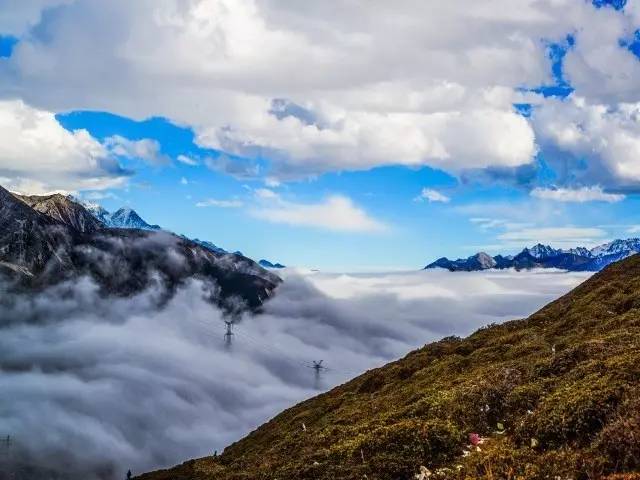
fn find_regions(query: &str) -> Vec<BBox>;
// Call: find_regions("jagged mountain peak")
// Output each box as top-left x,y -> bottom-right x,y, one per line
13,191 -> 103,233
259,259 -> 286,269
80,201 -> 161,231
108,207 -> 161,230
526,243 -> 561,259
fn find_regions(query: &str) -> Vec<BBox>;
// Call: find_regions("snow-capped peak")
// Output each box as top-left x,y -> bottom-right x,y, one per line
590,238 -> 640,258
525,244 -> 561,259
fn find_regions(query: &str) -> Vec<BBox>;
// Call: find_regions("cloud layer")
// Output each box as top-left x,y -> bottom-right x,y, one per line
0,100 -> 127,194
4,0 -> 639,187
0,268 -> 589,479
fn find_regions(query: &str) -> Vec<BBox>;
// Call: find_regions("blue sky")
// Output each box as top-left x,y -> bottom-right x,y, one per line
1,0 -> 640,270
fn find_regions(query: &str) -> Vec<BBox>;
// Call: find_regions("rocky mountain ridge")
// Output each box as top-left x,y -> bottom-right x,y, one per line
1,188 -> 280,311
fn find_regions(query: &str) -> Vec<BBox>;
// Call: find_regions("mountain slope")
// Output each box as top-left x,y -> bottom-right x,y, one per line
14,193 -> 104,233
140,255 -> 640,480
0,187 -> 280,310
0,188 -> 79,277
108,207 -> 161,230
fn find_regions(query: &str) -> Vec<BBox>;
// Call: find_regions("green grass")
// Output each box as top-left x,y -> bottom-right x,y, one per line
139,255 -> 640,480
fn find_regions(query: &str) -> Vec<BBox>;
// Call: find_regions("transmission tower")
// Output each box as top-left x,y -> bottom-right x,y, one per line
310,360 -> 326,389
14,220 -> 27,265
1,435 -> 12,476
224,321 -> 234,347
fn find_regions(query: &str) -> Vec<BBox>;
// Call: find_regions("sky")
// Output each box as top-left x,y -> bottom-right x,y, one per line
1,0 -> 640,269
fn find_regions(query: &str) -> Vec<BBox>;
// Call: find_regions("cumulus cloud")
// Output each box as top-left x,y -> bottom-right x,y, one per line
0,268 -> 589,479
415,188 -> 451,203
195,198 -> 244,208
104,135 -> 170,166
1,0 -> 639,190
251,190 -> 387,232
0,99 -> 128,194
177,155 -> 199,166
0,0 -> 600,180
531,185 -> 625,203
532,97 -> 640,189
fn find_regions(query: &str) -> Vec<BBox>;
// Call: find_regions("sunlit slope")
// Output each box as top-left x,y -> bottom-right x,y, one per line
140,255 -> 640,480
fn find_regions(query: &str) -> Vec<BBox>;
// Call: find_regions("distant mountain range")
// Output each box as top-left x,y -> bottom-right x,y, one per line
258,259 -> 286,269
425,239 -> 640,272
1,188 -> 281,311
83,202 -> 161,231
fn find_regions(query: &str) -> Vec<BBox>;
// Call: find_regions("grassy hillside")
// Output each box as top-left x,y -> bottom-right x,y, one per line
139,256 -> 640,480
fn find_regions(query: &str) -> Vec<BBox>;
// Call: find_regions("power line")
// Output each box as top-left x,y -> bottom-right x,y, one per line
192,314 -> 363,379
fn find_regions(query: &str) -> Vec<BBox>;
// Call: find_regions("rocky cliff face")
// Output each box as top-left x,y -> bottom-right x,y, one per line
14,192 -> 104,233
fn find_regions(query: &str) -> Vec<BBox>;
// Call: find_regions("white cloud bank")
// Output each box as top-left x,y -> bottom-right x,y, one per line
4,0 -> 628,183
531,186 -> 625,203
0,99 -> 126,194
0,99 -> 176,194
533,97 -> 640,187
0,269 -> 590,479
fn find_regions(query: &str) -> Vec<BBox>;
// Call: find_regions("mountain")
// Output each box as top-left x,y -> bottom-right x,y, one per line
259,259 -> 286,269
191,238 -> 227,254
82,202 -> 161,231
0,188 -> 79,278
139,254 -> 640,480
84,202 -> 234,257
425,239 -> 640,272
14,193 -> 103,233
526,243 -> 562,259
108,207 -> 161,230
1,188 -> 280,311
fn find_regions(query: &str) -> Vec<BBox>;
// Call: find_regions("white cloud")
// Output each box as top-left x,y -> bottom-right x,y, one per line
627,225 -> 640,234
177,154 -> 199,166
0,0 -> 586,180
105,135 -> 170,166
0,99 -> 126,194
195,198 -> 243,208
254,188 -> 279,199
415,188 -> 450,203
264,177 -> 281,188
530,186 -> 625,203
82,191 -> 118,201
497,226 -> 608,249
532,97 -> 640,188
469,217 -> 533,231
2,0 -> 639,189
251,191 -> 387,233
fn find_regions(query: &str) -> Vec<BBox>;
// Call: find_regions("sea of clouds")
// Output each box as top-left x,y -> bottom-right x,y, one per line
0,268 -> 590,479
